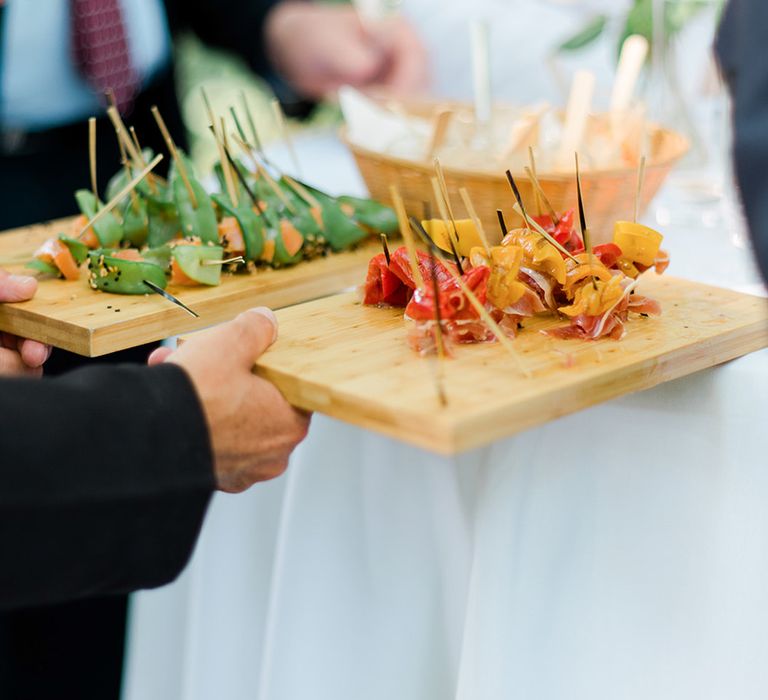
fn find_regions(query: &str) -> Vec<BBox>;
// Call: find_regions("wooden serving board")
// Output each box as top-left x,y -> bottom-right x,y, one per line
0,217 -> 380,357
252,277 -> 768,454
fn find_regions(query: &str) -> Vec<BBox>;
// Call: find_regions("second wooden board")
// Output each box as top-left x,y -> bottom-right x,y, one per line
0,217 -> 380,356
253,277 -> 768,454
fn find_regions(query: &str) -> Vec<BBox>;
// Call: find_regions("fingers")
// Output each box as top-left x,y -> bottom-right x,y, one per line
18,339 -> 51,369
184,307 -> 279,370
0,272 -> 38,303
377,23 -> 430,95
328,26 -> 386,87
227,307 -> 279,365
0,348 -> 42,377
148,346 -> 174,366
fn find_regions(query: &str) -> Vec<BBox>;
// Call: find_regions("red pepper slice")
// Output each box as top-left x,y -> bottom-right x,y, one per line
592,242 -> 623,268
405,265 -> 490,321
362,253 -> 411,307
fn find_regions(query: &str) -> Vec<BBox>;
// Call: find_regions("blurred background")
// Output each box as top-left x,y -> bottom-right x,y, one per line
181,0 -> 726,217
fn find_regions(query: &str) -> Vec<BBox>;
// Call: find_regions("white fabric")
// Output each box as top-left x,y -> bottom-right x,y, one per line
1,0 -> 170,129
123,128 -> 768,700
124,4 -> 767,695
399,0 -> 632,107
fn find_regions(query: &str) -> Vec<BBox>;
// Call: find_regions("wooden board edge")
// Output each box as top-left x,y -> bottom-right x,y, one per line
254,364 -> 458,455
256,317 -> 768,456
0,305 -> 95,357
447,318 -> 768,453
3,256 -> 368,358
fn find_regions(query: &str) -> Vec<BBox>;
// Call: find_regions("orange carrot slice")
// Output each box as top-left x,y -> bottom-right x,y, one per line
71,214 -> 99,249
310,205 -> 324,229
280,220 -> 303,257
112,249 -> 145,262
35,238 -> 81,281
218,216 -> 245,255
170,258 -> 198,286
261,239 -> 275,263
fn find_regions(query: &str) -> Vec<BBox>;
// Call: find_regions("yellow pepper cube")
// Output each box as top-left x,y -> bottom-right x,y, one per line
613,221 -> 663,267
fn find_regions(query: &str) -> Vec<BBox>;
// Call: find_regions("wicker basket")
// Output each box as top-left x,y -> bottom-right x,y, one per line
341,118 -> 688,245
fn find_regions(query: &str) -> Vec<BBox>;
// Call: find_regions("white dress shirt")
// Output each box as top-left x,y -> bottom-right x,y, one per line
1,0 -> 171,130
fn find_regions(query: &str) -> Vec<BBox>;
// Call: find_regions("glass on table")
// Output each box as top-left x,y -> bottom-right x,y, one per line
646,0 -> 736,232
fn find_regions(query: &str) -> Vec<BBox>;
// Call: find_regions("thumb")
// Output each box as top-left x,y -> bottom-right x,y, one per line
148,346 -> 174,366
0,272 -> 38,303
183,307 -> 279,370
225,307 -> 279,367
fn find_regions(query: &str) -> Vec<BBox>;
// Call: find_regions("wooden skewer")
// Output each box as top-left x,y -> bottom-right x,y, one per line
106,106 -> 142,166
470,18 -> 492,128
256,163 -> 297,214
129,128 -> 147,166
380,233 -> 391,265
200,87 -> 217,134
218,139 -> 268,222
430,176 -> 449,223
77,154 -> 163,239
505,170 -> 532,234
105,108 -> 161,195
129,126 -> 161,194
142,279 -> 199,318
433,158 -> 460,227
230,133 -> 297,214
506,170 -> 580,262
610,35 -> 649,147
270,98 -> 301,176
429,177 -> 463,274
574,154 -> 592,253
241,91 -> 264,154
282,175 -> 322,211
201,92 -> 238,206
458,187 -> 492,253
426,249 -> 449,407
88,117 -> 98,200
633,154 -> 647,223
497,209 -> 508,240
500,112 -> 541,162
451,269 -> 530,377
558,70 -> 595,169
524,164 -> 559,225
575,152 -> 598,290
220,117 -> 239,207
116,134 -> 140,210
429,174 -> 462,250
104,108 -> 160,193
151,105 -> 198,208
202,256 -> 245,266
413,224 -> 530,378
230,106 -> 249,146
510,202 -> 580,263
425,109 -> 454,160
528,146 -> 541,217
390,185 -> 424,289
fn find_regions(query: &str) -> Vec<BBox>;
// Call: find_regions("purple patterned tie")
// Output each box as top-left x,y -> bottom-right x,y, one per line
70,0 -> 138,112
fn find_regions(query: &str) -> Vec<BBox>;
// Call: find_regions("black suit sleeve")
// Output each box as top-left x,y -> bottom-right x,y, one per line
164,0 -> 317,117
165,0 -> 282,76
0,363 -> 215,611
716,0 -> 768,281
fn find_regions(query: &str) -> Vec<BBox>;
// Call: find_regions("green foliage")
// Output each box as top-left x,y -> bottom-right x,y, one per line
557,0 -> 724,60
557,15 -> 608,52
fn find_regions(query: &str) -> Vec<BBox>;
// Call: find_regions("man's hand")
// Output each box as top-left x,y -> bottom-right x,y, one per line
265,2 -> 429,100
148,308 -> 310,493
0,270 -> 51,376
